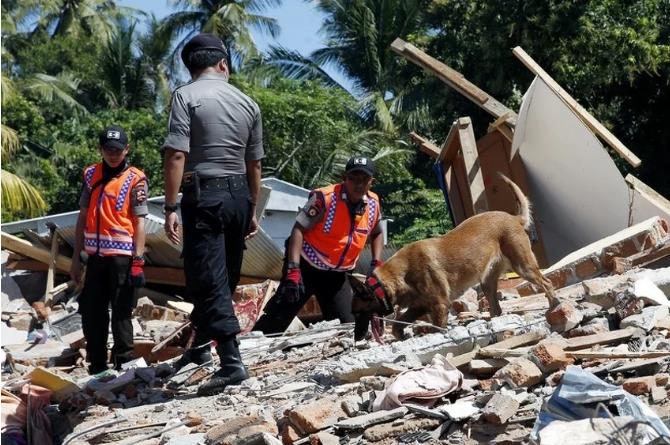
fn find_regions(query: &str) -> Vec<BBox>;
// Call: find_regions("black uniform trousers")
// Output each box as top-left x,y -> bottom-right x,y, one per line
78,255 -> 135,368
254,258 -> 355,334
181,174 -> 252,344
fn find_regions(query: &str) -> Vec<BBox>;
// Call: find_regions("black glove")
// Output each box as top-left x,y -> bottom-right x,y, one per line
282,279 -> 301,304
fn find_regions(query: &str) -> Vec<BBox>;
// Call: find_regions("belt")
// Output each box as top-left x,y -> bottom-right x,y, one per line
198,174 -> 247,191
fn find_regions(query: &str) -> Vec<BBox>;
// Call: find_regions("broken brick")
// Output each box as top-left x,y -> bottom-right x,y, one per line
546,301 -> 584,332
287,396 -> 347,435
530,341 -> 574,373
622,376 -> 656,395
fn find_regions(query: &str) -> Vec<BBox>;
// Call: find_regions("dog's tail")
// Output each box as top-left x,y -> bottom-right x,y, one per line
497,172 -> 532,230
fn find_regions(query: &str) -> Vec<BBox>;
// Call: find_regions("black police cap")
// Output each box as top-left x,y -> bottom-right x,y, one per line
181,33 -> 229,67
345,156 -> 375,177
99,125 -> 128,150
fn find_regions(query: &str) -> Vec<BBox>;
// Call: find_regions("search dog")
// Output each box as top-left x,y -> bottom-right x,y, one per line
350,173 -> 557,340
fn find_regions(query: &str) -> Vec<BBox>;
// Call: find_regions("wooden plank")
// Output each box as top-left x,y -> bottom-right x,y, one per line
1,232 -> 72,273
449,330 -> 545,368
625,174 -> 670,215
512,46 -> 641,168
45,228 -> 59,304
458,117 -> 488,214
564,328 -> 635,351
480,331 -> 546,354
392,38 -> 517,126
608,357 -> 667,373
409,132 -> 440,159
500,294 -> 550,313
438,121 -> 461,168
567,350 -> 670,359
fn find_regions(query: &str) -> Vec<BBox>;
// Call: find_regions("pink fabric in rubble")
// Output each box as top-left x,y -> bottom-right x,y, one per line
371,354 -> 463,411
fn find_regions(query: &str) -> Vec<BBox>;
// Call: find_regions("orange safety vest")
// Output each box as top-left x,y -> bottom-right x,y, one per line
83,163 -> 147,257
302,183 -> 380,271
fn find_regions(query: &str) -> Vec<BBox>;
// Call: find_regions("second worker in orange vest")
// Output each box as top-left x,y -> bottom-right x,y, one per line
253,156 -> 384,334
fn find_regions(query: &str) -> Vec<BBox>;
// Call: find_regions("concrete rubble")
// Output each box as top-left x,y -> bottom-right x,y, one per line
3,221 -> 670,444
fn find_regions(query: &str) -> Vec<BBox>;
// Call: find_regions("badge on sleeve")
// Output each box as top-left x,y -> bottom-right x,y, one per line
307,205 -> 319,217
134,186 -> 147,203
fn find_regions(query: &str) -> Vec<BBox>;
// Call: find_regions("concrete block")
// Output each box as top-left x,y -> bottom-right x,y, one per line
546,301 -> 583,332
288,396 -> 347,434
652,386 -> 668,403
482,394 -> 519,424
566,318 -> 609,338
493,358 -> 543,388
621,305 -> 670,332
657,373 -> 670,386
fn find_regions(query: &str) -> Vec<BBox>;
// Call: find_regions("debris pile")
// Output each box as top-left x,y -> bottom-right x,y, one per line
2,220 -> 670,445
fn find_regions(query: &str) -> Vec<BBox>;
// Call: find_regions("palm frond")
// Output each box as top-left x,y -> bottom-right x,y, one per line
1,169 -> 47,218
23,73 -> 88,115
1,124 -> 20,160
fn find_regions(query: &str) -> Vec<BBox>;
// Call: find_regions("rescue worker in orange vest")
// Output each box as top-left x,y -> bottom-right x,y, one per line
253,156 -> 384,334
70,125 -> 149,374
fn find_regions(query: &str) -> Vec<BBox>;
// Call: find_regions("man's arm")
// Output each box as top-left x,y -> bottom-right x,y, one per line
164,148 -> 185,206
369,229 -> 383,263
245,159 -> 261,239
164,148 -> 185,244
70,207 -> 86,284
286,224 -> 305,265
133,216 -> 146,257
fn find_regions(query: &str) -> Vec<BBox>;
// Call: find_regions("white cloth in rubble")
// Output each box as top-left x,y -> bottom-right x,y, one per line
371,354 -> 463,411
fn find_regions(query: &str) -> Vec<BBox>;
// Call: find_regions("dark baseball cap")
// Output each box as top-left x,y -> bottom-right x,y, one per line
99,125 -> 128,150
345,156 -> 375,176
181,33 -> 228,67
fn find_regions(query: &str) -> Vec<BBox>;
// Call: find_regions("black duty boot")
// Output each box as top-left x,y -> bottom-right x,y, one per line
174,344 -> 213,371
174,329 -> 212,371
197,337 -> 248,396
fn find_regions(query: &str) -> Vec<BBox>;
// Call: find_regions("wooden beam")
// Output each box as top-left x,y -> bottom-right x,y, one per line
45,228 -> 59,304
567,350 -> 670,359
438,120 -> 461,168
391,38 -> 517,126
512,46 -> 641,168
500,294 -> 550,313
625,174 -> 670,215
458,117 -> 488,214
564,328 -> 635,351
409,132 -> 440,159
1,232 -> 72,273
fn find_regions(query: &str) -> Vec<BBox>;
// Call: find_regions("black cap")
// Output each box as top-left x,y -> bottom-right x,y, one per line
99,125 -> 128,150
345,156 -> 375,176
181,33 -> 228,67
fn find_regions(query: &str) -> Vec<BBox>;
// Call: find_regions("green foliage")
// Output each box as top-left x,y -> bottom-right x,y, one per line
237,78 -> 365,188
379,177 -> 453,245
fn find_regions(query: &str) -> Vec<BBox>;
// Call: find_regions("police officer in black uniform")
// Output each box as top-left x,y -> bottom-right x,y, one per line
162,33 -> 263,396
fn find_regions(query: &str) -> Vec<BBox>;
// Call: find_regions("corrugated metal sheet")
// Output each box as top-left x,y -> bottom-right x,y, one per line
55,215 -> 283,280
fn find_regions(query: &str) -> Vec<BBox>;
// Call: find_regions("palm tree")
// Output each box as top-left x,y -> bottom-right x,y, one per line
161,0 -> 282,70
250,0 -> 429,133
18,0 -> 135,41
1,74 -> 48,218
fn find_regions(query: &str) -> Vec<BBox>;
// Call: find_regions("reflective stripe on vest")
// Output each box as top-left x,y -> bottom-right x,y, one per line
83,163 -> 146,257
302,183 -> 380,271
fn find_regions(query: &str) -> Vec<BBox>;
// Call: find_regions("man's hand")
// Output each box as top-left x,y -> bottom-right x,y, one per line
165,211 -> 181,244
245,214 -> 259,240
367,259 -> 384,278
129,257 -> 146,288
282,266 -> 301,304
70,257 -> 83,284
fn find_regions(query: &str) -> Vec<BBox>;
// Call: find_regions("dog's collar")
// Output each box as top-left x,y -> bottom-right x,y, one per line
365,273 -> 393,315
